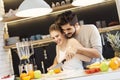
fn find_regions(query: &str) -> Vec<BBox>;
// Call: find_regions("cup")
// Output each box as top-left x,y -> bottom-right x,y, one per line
101,20 -> 106,27
96,21 -> 101,28
79,20 -> 84,25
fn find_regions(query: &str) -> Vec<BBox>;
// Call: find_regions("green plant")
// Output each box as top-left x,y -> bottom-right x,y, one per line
106,31 -> 120,51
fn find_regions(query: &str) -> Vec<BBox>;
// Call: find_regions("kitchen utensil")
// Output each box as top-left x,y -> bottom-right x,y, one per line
50,59 -> 66,70
16,40 -> 34,60
16,40 -> 34,74
7,36 -> 20,45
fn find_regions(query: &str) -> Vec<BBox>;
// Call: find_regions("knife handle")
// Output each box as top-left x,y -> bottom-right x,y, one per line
61,59 -> 66,64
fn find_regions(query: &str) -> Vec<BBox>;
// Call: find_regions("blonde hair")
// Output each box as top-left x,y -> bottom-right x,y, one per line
49,24 -> 62,33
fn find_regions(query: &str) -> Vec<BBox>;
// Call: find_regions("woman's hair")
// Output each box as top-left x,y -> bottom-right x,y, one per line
55,10 -> 78,26
49,23 -> 62,33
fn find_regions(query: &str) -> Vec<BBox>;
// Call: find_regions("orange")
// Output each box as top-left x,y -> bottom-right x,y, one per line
109,58 -> 119,70
28,70 -> 34,79
22,76 -> 31,80
20,73 -> 28,80
54,68 -> 61,74
113,57 -> 120,67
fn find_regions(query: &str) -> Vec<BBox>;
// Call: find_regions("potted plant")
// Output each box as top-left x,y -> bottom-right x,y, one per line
106,31 -> 120,57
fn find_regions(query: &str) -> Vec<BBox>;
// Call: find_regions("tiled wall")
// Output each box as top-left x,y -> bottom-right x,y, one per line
0,22 -> 13,77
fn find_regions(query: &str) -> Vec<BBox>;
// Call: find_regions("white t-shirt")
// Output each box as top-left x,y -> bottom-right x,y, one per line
74,24 -> 104,67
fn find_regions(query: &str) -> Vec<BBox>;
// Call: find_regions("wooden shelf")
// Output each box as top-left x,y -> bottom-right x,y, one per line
3,38 -> 54,49
3,25 -> 120,49
2,1 -> 114,23
98,25 -> 120,33
2,4 -> 75,22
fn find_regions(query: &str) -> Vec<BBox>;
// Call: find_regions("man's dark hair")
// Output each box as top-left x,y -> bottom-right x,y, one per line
55,10 -> 78,26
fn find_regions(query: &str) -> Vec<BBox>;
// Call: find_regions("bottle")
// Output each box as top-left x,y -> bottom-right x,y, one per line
51,2 -> 56,8
41,61 -> 45,74
3,24 -> 9,46
33,58 -> 38,71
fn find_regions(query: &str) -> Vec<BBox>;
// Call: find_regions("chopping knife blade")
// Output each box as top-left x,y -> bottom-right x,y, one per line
50,59 -> 66,70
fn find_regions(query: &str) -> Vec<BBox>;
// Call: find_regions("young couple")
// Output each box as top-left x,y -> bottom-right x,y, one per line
48,10 -> 104,71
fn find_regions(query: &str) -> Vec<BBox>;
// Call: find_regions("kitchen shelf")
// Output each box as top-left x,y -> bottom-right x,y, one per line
2,0 -> 114,23
98,25 -> 120,33
3,38 -> 54,49
2,4 -> 75,22
3,25 -> 120,49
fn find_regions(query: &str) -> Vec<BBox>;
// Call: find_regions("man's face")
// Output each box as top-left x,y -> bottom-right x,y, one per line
61,24 -> 76,38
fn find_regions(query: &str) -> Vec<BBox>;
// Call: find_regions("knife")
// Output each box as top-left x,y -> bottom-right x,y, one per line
50,59 -> 66,70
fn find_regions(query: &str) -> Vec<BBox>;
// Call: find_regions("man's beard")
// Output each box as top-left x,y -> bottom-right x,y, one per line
65,31 -> 76,39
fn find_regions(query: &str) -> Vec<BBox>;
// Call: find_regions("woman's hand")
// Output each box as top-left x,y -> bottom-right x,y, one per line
47,64 -> 56,71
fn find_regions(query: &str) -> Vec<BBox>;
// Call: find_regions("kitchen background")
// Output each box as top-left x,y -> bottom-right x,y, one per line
0,0 -> 120,77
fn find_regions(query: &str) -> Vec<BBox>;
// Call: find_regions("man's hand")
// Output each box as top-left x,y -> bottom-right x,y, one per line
65,46 -> 77,60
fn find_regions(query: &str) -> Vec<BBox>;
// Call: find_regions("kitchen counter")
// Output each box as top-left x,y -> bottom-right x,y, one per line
33,69 -> 120,80
65,70 -> 120,80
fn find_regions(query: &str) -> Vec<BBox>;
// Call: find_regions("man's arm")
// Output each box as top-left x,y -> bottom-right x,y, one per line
77,47 -> 101,58
77,25 -> 102,58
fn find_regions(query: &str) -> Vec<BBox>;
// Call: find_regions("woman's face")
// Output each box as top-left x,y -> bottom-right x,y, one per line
50,30 -> 65,45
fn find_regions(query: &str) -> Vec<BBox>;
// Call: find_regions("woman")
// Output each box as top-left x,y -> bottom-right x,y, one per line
48,24 -> 91,71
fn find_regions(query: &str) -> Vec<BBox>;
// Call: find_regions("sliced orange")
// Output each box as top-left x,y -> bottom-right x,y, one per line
54,68 -> 61,74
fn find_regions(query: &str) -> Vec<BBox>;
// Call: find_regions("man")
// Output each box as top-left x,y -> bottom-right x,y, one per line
55,10 -> 104,68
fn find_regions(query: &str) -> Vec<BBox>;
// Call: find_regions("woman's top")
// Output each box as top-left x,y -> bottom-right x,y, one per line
57,49 -> 83,70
